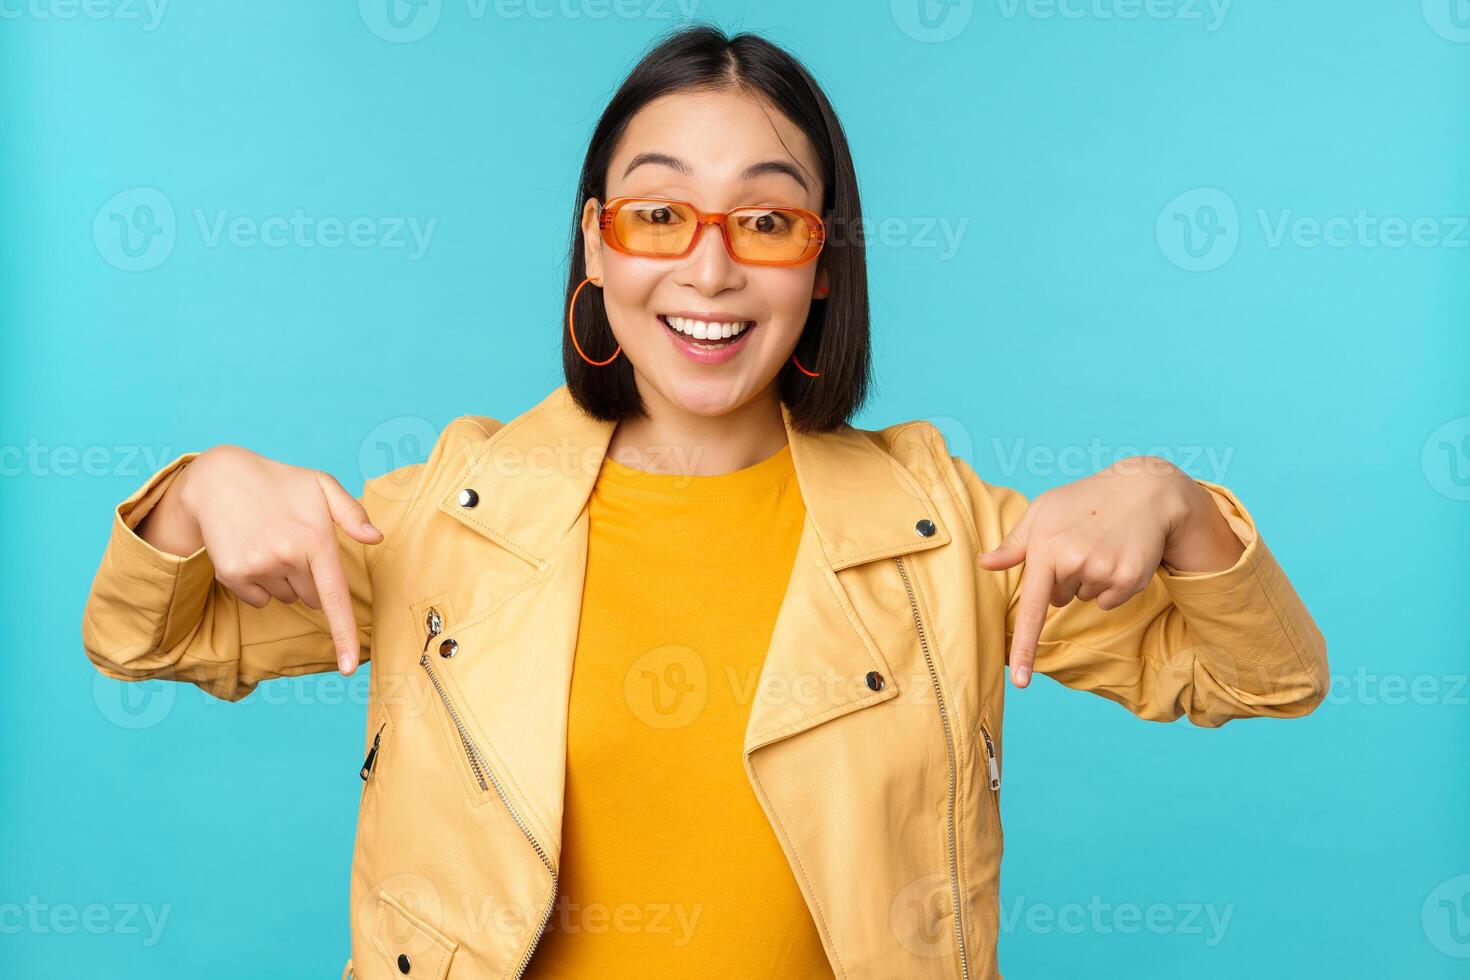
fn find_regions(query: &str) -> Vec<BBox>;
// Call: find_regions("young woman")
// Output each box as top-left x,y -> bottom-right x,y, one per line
81,25 -> 1328,980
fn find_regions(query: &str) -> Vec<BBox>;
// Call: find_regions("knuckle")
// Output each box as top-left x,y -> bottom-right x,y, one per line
237,548 -> 271,573
1113,561 -> 1142,586
1057,545 -> 1088,573
212,557 -> 247,580
270,535 -> 299,563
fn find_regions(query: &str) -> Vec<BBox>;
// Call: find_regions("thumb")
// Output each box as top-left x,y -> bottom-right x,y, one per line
317,473 -> 384,545
978,504 -> 1034,571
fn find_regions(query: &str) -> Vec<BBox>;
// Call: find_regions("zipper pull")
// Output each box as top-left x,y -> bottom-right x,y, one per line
421,606 -> 444,655
360,722 -> 385,781
981,727 -> 1000,791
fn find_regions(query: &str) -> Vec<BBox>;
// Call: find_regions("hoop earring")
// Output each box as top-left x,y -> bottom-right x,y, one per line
568,276 -> 621,367
794,286 -> 826,375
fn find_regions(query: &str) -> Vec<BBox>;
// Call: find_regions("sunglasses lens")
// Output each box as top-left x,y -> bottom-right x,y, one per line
608,200 -> 823,264
611,200 -> 699,256
727,207 -> 822,264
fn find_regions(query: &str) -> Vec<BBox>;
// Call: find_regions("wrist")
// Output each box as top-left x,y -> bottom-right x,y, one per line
1161,479 -> 1244,574
140,452 -> 210,556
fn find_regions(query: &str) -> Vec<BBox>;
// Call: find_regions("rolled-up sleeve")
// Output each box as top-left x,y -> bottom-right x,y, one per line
957,457 -> 1330,727
81,452 -> 374,702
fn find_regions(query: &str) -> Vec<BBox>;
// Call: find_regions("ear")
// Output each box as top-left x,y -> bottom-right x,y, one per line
812,261 -> 830,299
580,197 -> 604,285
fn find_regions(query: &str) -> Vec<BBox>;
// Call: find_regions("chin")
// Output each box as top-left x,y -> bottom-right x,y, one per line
661,377 -> 756,419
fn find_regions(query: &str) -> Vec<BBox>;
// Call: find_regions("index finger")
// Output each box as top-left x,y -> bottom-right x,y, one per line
1009,551 -> 1055,688
307,534 -> 361,674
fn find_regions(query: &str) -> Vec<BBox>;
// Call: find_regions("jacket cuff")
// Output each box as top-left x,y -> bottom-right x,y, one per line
1156,480 -> 1259,592
108,450 -> 214,587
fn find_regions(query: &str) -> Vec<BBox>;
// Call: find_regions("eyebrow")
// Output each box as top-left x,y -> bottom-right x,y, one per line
621,151 -> 810,193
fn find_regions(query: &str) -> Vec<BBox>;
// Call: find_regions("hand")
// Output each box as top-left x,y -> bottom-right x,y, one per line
146,445 -> 383,674
977,456 -> 1243,689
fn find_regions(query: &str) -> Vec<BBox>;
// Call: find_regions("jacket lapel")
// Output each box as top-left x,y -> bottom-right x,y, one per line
433,382 -> 956,766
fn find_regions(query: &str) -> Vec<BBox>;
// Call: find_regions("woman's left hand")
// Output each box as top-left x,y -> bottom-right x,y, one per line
978,456 -> 1245,689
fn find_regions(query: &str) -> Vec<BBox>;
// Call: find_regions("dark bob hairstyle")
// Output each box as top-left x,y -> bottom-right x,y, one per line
562,24 -> 872,433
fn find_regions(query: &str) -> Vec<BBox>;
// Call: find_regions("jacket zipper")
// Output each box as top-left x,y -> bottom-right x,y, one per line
979,722 -> 1000,792
894,556 -> 971,980
359,721 -> 386,781
417,608 -> 558,980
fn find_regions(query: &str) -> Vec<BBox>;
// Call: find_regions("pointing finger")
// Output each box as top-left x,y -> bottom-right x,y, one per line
306,535 -> 361,674
1009,550 -> 1055,688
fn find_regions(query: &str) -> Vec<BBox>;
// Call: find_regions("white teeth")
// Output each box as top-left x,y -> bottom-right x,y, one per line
665,315 -> 751,340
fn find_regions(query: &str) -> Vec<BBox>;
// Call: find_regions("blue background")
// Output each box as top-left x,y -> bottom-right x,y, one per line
3,1 -> 1467,976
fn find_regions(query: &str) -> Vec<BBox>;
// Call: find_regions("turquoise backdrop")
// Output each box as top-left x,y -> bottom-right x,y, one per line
3,1 -> 1467,976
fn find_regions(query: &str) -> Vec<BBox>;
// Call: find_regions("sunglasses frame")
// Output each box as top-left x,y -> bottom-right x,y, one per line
597,196 -> 827,268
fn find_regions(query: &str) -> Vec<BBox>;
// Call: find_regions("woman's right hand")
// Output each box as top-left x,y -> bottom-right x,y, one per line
138,445 -> 383,674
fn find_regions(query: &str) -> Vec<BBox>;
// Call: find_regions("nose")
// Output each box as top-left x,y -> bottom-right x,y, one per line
672,219 -> 744,296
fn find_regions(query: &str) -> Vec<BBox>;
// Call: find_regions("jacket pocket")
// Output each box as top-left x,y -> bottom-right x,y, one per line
370,890 -> 458,980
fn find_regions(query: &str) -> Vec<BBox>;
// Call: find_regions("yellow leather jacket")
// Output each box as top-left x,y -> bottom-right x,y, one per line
80,383 -> 1329,979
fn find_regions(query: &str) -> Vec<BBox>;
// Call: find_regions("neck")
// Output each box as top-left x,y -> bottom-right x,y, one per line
606,379 -> 789,476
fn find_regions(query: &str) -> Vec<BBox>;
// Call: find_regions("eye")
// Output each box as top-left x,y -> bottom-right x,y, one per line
741,210 -> 793,235
632,204 -> 683,226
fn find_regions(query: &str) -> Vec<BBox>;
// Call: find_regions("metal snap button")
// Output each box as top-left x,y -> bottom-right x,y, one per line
439,638 -> 458,658
865,670 -> 885,691
915,518 -> 936,537
396,952 -> 411,974
458,488 -> 479,508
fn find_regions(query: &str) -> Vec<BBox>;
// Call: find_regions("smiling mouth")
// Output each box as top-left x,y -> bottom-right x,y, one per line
658,314 -> 757,349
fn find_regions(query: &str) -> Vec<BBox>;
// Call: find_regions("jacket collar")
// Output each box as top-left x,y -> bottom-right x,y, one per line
436,383 -> 952,570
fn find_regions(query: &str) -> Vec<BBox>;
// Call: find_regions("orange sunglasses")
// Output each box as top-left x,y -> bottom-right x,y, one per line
597,196 -> 826,267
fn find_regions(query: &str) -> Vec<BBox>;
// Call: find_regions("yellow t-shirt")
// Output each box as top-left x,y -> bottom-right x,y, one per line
523,439 -> 835,979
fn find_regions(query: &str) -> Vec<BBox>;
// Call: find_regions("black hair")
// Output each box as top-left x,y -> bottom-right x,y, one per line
561,23 -> 871,433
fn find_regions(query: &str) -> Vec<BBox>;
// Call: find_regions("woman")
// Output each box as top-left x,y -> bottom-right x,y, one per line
80,25 -> 1328,980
